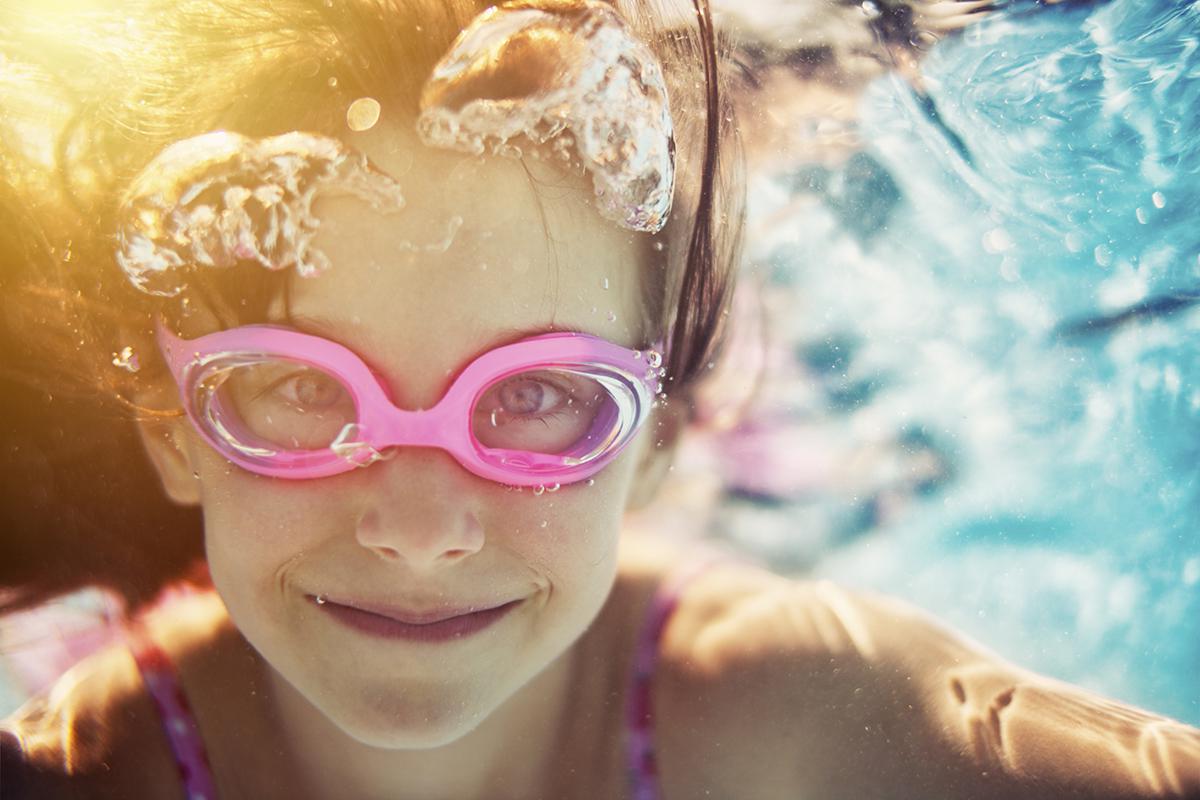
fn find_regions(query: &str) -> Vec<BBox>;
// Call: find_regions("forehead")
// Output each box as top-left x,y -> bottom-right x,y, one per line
285,123 -> 650,403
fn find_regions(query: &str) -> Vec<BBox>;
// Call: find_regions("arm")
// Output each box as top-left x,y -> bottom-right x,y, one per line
661,572 -> 1200,800
763,580 -> 1200,799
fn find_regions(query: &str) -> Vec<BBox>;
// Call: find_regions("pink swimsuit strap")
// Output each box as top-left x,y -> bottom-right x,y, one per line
625,555 -> 734,800
127,624 -> 219,800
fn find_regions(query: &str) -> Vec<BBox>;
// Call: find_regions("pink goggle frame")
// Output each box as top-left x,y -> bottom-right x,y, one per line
156,323 -> 664,486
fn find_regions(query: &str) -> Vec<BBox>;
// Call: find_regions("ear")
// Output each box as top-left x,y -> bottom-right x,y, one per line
625,394 -> 690,511
131,381 -> 203,507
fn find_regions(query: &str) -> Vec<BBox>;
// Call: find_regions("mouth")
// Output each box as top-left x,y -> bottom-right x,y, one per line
309,595 -> 523,642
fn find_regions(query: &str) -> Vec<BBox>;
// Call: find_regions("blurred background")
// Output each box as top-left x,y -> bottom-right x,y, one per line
3,0 -> 1199,726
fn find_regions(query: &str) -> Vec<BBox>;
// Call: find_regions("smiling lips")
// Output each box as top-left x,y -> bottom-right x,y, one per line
312,595 -> 522,642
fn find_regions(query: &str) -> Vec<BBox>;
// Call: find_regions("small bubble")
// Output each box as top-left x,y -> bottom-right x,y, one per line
346,97 -> 382,132
546,483 -> 560,492
533,484 -> 546,496
586,479 -> 595,487
982,227 -> 1014,254
646,351 -> 662,368
652,242 -> 665,252
490,409 -> 499,427
111,345 -> 141,373
910,30 -> 939,50
602,277 -> 610,290
860,0 -> 881,20
1136,207 -> 1148,225
606,311 -> 617,322
1152,191 -> 1166,209
315,595 -> 327,604
1094,245 -> 1113,267
633,351 -> 642,360
327,76 -> 339,88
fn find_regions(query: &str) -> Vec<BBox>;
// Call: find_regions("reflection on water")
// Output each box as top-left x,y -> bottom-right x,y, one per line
705,0 -> 1199,725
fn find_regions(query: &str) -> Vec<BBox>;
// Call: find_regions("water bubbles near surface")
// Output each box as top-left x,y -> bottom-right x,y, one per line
533,484 -> 546,496
1152,191 -> 1166,208
646,350 -> 663,369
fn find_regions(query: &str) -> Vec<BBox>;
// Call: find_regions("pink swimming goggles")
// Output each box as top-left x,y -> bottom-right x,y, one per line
156,323 -> 665,486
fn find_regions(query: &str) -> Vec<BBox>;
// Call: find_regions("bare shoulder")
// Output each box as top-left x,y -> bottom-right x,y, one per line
0,624 -> 184,799
644,563 -> 1200,800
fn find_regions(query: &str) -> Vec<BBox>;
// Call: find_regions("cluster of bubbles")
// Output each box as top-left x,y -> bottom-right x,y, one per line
416,1 -> 675,233
115,132 -> 406,296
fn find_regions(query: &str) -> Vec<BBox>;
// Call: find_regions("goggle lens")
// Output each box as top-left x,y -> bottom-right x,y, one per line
201,358 -> 358,454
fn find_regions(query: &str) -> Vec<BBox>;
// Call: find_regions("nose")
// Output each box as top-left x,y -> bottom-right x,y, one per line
353,449 -> 486,568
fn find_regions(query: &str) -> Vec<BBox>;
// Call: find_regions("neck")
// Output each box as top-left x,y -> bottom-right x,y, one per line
264,641 -> 579,800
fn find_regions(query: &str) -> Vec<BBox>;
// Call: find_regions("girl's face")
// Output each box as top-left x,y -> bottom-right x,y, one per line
143,122 -> 659,746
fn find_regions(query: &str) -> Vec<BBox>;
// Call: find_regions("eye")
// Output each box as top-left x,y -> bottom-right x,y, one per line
271,368 -> 350,411
497,377 -> 563,416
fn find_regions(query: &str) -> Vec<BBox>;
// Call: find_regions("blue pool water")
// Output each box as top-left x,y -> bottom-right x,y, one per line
722,0 -> 1199,724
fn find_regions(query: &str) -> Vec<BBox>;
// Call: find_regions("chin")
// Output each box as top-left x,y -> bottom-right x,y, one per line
322,680 -> 505,749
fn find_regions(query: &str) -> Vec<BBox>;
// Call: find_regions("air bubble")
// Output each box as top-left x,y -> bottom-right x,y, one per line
111,346 -> 141,373
327,76 -> 339,88
646,351 -> 662,368
540,520 -> 548,528
1136,207 -> 1148,225
861,0 -> 881,20
315,595 -> 327,605
346,97 -> 382,132
546,483 -> 560,493
1094,245 -> 1114,267
652,242 -> 665,252
1152,191 -> 1166,208
982,227 -> 1014,254
533,484 -> 546,496
606,311 -> 617,322
586,479 -> 595,487
602,278 -> 609,290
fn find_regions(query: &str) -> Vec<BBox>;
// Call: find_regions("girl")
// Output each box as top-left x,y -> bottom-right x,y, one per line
1,1 -> 1198,798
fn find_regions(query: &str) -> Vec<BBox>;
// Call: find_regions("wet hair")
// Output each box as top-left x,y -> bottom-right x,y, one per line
0,0 -> 743,613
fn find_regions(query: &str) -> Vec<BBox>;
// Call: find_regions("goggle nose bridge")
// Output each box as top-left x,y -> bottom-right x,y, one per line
362,399 -> 475,454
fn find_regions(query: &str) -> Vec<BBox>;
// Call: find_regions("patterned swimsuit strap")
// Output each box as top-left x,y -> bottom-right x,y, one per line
127,622 -> 220,800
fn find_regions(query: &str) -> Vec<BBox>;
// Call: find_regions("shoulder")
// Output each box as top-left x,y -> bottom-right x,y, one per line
0,592 -> 234,800
650,563 -> 1200,799
0,634 -> 183,799
643,559 -> 992,799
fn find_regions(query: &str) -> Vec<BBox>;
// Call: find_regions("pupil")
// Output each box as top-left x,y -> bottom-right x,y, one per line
500,380 -> 544,414
296,373 -> 338,408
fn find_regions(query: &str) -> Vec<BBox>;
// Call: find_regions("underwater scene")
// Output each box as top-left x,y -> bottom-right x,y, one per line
2,0 -> 1198,733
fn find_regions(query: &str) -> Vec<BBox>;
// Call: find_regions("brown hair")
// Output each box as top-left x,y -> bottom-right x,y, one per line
0,0 -> 743,613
